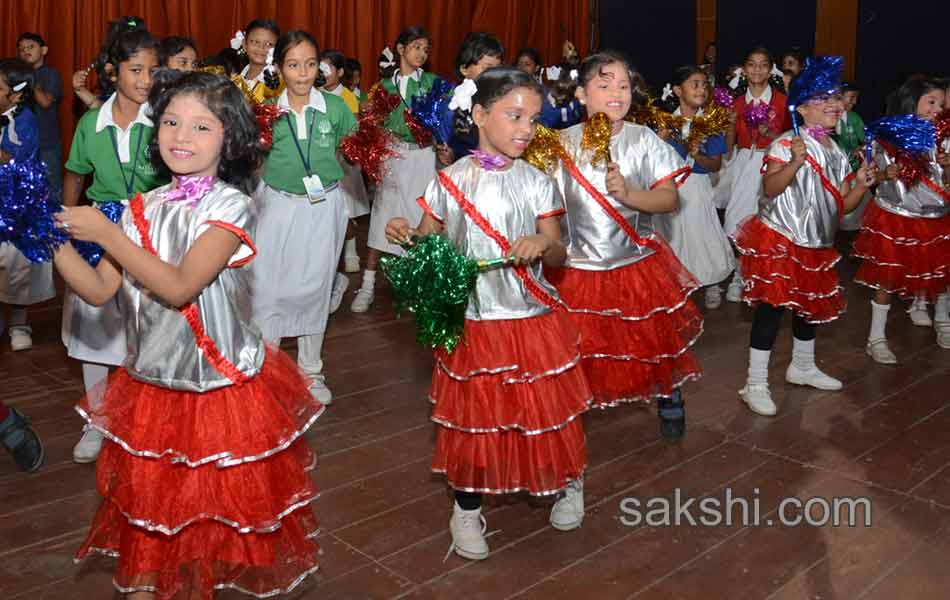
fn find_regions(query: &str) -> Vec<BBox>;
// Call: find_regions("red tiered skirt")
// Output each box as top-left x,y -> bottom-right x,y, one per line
545,237 -> 703,407
430,310 -> 591,496
733,216 -> 845,324
74,347 -> 323,600
853,203 -> 950,301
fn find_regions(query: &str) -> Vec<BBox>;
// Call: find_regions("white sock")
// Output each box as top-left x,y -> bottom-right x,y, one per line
360,269 -> 376,290
936,292 -> 950,323
791,337 -> 816,372
747,348 -> 771,387
869,301 -> 890,341
344,237 -> 358,258
733,263 -> 743,282
81,362 -> 110,394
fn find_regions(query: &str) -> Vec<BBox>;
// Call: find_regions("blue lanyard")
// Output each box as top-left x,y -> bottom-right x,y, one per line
286,110 -> 317,177
107,126 -> 143,199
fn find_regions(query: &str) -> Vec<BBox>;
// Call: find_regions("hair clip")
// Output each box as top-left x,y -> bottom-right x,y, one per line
545,65 -> 562,81
569,69 -> 578,80
449,78 -> 478,112
127,19 -> 137,27
230,30 -> 245,53
728,67 -> 744,90
319,62 -> 333,77
661,83 -> 673,101
12,81 -> 27,92
379,47 -> 396,69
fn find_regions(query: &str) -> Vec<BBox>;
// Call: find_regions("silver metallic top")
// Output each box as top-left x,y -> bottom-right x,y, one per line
553,121 -> 687,270
120,181 -> 264,392
871,142 -> 948,219
757,130 -> 851,248
421,158 -> 565,321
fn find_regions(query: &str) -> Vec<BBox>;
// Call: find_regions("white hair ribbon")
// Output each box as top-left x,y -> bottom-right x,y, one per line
449,78 -> 478,112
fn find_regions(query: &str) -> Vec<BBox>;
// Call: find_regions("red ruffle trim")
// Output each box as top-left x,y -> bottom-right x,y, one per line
74,346 -> 322,600
545,242 -> 703,406
429,311 -> 591,495
733,216 -> 845,324
853,203 -> 950,301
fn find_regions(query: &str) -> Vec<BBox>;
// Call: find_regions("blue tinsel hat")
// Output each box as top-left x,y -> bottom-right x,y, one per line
865,114 -> 935,154
787,55 -> 844,110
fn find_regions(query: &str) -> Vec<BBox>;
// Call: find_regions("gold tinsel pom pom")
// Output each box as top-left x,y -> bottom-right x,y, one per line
581,112 -> 613,165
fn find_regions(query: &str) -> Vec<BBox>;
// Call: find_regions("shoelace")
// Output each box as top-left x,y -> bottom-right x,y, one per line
444,512 -> 498,562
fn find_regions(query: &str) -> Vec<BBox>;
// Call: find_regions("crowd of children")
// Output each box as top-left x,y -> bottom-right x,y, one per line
0,12 -> 947,599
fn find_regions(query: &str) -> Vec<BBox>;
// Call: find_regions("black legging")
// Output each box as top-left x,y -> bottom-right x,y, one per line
750,303 -> 816,351
456,490 -> 482,510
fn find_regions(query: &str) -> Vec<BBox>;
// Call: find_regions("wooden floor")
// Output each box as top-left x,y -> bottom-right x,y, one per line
2,231 -> 950,599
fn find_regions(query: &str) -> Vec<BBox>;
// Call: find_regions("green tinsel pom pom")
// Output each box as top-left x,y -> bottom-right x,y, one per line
380,234 -> 480,353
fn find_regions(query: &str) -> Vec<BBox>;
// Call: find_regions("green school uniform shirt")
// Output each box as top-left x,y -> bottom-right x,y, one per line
263,88 -> 357,195
380,69 -> 437,144
64,94 -> 165,203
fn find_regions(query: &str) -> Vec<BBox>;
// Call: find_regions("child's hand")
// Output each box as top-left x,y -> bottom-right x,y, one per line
856,163 -> 876,189
687,138 -> 703,157
789,137 -> 807,165
508,234 -> 550,266
655,127 -> 672,141
435,143 -> 454,166
605,162 -> 628,199
72,68 -> 89,92
385,217 -> 414,245
54,206 -> 116,243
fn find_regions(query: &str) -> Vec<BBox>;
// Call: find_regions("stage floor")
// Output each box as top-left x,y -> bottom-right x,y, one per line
2,230 -> 949,599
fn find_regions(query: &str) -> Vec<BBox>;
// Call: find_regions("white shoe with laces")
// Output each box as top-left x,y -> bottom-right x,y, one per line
936,321 -> 950,350
739,384 -> 776,416
726,278 -> 744,303
908,299 -> 933,327
705,286 -> 723,310
329,273 -> 349,314
350,287 -> 374,313
308,376 -> 333,406
866,338 -> 897,364
785,363 -> 842,391
447,502 -> 490,561
73,424 -> 104,464
9,327 -> 32,351
550,479 -> 585,531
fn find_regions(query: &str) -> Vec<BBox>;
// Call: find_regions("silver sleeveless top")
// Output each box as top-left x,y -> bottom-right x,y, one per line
871,142 -> 948,219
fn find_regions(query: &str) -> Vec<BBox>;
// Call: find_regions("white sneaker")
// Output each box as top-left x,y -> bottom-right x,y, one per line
866,338 -> 897,364
908,299 -> 933,327
785,363 -> 842,391
308,376 -> 333,405
329,273 -> 349,314
550,479 -> 585,531
739,384 -> 776,416
705,286 -> 723,309
9,328 -> 32,351
726,278 -> 744,303
936,321 -> 950,350
344,255 -> 360,273
447,503 -> 489,561
350,287 -> 374,313
73,425 -> 104,463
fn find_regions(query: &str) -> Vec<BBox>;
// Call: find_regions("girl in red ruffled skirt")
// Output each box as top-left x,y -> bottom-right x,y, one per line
386,66 -> 591,561
853,77 -> 950,362
53,72 -> 322,599
544,51 -> 701,441
732,56 -> 874,417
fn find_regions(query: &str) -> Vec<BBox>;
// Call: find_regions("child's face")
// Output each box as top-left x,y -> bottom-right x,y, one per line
744,53 -> 770,85
843,90 -> 859,111
167,47 -> 198,72
797,93 -> 844,129
321,60 -> 341,89
675,73 -> 708,110
16,39 -> 45,67
115,48 -> 159,105
158,93 -> 224,178
244,27 -> 277,67
280,41 -> 319,98
577,61 -> 632,123
916,89 -> 946,122
460,54 -> 502,81
472,86 -> 541,159
351,69 -> 361,88
0,76 -> 18,113
516,54 -> 538,75
398,38 -> 430,71
782,55 -> 802,76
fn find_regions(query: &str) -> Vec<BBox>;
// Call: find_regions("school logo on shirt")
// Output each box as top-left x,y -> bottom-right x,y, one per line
317,118 -> 332,148
136,141 -> 157,175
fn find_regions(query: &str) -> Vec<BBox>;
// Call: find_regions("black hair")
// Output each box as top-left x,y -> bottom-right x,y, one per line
380,25 -> 430,78
703,42 -> 716,63
147,70 -> 263,195
96,28 -> 158,97
201,47 -> 243,77
274,30 -> 325,88
244,19 -> 280,40
841,81 -> 859,93
780,47 -> 806,74
322,49 -> 345,71
659,65 -> 707,113
452,65 -> 543,140
546,62 -> 579,108
17,32 -> 46,48
158,36 -> 198,68
454,32 -> 505,80
515,47 -> 542,70
886,75 -> 944,117
0,58 -> 35,119
577,50 -> 651,111
342,57 -> 362,89
732,45 -> 786,95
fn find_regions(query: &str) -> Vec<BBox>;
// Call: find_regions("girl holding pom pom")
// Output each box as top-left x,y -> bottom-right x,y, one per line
251,31 -> 357,406
354,26 -> 438,313
232,19 -> 283,104
544,51 -> 701,442
0,59 -> 55,353
53,70 -> 322,599
654,65 -> 736,309
385,66 -> 591,561
61,26 -> 166,464
733,56 -> 875,416
854,76 -> 950,361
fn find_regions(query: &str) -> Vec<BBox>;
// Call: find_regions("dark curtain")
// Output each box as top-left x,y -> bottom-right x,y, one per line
716,0 -> 816,82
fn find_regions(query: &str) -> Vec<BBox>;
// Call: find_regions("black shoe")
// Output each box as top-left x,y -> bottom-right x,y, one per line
1,409 -> 45,472
659,416 -> 685,442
